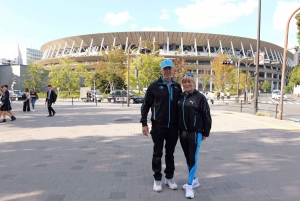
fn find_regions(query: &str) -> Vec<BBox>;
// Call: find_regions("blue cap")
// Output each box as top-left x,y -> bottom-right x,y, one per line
161,60 -> 173,69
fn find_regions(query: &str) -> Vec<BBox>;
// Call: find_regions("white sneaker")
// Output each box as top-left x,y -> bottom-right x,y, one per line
153,180 -> 162,192
33,109 -> 35,112
182,178 -> 200,190
185,184 -> 195,199
164,178 -> 178,190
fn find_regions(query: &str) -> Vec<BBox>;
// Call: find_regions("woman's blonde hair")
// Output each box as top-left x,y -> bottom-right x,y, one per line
182,76 -> 195,84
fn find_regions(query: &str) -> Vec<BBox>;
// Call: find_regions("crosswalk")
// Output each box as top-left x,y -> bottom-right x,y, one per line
260,101 -> 300,105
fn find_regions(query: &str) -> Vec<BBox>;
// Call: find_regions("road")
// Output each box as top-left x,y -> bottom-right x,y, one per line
209,93 -> 300,121
9,93 -> 300,121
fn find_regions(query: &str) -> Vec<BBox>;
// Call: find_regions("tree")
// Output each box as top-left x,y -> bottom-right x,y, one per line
197,70 -> 211,91
172,58 -> 187,83
96,46 -> 126,91
296,13 -> 300,45
287,65 -> 300,93
23,63 -> 48,91
129,53 -> 163,91
261,80 -> 271,92
48,58 -> 81,96
211,53 -> 234,92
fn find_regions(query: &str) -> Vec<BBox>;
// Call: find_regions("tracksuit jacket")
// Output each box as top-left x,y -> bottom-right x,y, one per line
140,77 -> 182,128
177,89 -> 212,137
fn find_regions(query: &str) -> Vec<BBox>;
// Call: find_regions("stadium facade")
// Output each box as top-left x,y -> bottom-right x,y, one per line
36,31 -> 295,91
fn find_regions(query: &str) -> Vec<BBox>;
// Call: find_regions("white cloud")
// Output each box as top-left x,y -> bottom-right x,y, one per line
160,8 -> 169,20
131,23 -> 137,29
273,1 -> 300,32
160,13 -> 169,20
142,26 -> 167,31
174,0 -> 257,30
103,11 -> 132,25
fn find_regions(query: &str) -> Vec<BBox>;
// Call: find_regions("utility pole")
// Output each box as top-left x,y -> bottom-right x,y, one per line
254,0 -> 261,115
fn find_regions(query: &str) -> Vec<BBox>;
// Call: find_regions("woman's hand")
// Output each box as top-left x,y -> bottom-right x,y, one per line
202,136 -> 206,141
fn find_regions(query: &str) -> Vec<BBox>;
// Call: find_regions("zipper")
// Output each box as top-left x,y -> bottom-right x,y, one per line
153,107 -> 156,120
182,95 -> 187,130
194,114 -> 196,127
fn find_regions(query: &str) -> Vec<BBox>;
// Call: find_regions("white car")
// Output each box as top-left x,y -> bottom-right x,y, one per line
274,93 -> 287,101
272,90 -> 280,99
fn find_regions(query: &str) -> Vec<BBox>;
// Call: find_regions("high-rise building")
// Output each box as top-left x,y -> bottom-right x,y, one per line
26,48 -> 43,64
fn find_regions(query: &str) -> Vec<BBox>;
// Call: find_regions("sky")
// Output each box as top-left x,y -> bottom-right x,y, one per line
0,0 -> 299,60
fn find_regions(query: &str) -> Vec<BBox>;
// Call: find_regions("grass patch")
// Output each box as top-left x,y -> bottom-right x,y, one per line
256,112 -> 274,117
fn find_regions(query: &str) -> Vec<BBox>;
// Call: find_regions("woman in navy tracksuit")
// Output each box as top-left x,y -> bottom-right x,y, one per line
177,74 -> 212,199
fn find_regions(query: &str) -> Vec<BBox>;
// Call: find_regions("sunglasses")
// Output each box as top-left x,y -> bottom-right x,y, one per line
182,73 -> 194,78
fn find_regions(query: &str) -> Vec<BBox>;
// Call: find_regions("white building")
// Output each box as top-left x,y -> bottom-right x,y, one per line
26,48 -> 43,64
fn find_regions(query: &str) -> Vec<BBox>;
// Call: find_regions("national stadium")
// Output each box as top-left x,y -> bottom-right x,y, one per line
36,31 -> 295,91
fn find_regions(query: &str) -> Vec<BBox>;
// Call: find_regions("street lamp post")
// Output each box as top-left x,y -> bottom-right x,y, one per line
254,0 -> 261,115
127,44 -> 135,107
278,7 -> 300,120
93,76 -> 96,105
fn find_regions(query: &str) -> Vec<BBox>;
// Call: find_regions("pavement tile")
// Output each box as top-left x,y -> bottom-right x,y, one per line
1,104 -> 300,201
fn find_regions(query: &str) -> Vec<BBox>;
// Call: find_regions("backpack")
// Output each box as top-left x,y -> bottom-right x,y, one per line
22,93 -> 27,100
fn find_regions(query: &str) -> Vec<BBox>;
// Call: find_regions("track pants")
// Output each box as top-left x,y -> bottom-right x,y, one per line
179,131 -> 202,185
150,124 -> 178,181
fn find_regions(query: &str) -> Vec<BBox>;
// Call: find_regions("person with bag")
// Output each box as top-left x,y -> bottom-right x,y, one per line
177,74 -> 212,199
0,85 -> 16,122
23,88 -> 30,112
45,85 -> 57,117
30,89 -> 38,111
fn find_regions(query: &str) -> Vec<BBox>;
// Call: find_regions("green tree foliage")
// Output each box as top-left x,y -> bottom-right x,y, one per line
211,53 -> 234,92
230,69 -> 254,92
129,53 -> 163,90
197,70 -> 211,91
296,13 -> 300,45
261,80 -> 271,92
287,65 -> 300,92
22,63 -> 48,91
96,46 -> 126,91
48,58 -> 81,96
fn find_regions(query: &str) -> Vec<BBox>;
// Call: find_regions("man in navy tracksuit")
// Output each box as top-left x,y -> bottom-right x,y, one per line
141,59 -> 182,192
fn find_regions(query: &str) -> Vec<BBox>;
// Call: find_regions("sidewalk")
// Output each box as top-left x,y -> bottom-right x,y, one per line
1,104 -> 300,201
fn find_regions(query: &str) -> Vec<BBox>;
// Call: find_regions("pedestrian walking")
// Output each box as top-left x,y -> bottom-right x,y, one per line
177,74 -> 212,199
0,85 -> 16,122
141,59 -> 182,192
45,85 -> 57,117
30,89 -> 38,111
210,91 -> 215,104
23,88 -> 30,112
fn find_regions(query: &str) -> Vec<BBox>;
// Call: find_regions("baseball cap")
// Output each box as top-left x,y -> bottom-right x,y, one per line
161,60 -> 173,69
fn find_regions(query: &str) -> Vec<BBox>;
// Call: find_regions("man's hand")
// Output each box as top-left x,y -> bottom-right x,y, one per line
45,102 -> 46,105
53,102 -> 55,104
202,136 -> 206,141
142,126 -> 149,137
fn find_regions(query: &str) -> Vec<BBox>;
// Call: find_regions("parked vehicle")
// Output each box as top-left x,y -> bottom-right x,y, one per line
7,90 -> 17,101
80,87 -> 104,102
271,90 -> 280,99
13,90 -> 23,101
107,90 -> 144,103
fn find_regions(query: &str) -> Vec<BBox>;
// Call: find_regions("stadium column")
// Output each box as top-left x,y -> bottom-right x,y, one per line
181,37 -> 183,55
231,41 -> 235,57
100,38 -> 104,52
62,42 -> 68,56
196,67 -> 199,91
207,39 -> 211,56
210,61 -> 213,91
113,37 -> 116,47
55,44 -> 61,58
50,45 -> 56,59
89,38 -> 93,53
78,40 -> 83,56
167,36 -> 169,55
194,38 -> 197,56
219,40 -> 223,54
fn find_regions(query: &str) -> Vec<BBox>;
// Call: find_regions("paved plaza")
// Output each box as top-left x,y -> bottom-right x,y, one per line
1,101 -> 300,201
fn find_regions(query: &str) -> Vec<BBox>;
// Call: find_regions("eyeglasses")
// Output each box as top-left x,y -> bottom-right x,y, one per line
182,73 -> 194,78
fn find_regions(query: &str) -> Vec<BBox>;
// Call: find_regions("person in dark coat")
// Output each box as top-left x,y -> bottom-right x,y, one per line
45,85 -> 57,117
